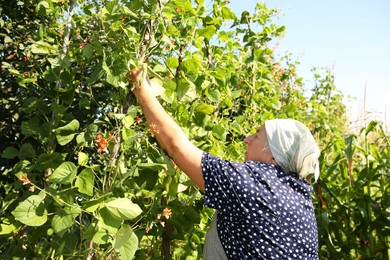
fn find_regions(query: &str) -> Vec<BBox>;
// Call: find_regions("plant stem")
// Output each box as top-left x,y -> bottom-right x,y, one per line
47,0 -> 76,178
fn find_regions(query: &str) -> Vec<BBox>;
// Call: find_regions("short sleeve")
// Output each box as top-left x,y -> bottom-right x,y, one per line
201,152 -> 230,210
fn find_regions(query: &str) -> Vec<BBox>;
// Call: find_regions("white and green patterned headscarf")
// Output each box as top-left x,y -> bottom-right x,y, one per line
265,119 -> 320,181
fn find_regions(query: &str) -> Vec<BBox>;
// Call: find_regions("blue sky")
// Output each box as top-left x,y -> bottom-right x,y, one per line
228,0 -> 390,127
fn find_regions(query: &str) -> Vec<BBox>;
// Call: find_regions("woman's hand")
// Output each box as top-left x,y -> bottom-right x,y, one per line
128,67 -> 142,88
128,66 -> 151,93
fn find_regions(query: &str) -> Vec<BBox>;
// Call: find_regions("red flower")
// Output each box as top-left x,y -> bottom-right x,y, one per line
97,146 -> 107,153
108,133 -> 115,142
100,138 -> 108,147
163,208 -> 172,219
149,123 -> 160,137
135,116 -> 142,122
95,133 -> 109,153
94,134 -> 103,143
18,173 -> 31,185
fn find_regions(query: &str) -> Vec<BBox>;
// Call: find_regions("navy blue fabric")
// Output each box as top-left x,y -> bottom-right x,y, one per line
202,152 -> 319,259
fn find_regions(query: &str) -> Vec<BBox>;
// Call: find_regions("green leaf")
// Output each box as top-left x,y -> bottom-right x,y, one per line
87,61 -> 104,84
122,115 -> 134,129
76,132 -> 86,146
34,152 -> 63,170
114,225 -> 138,259
19,143 -> 36,159
212,125 -> 226,140
150,78 -> 165,97
106,0 -> 119,14
218,31 -> 229,42
100,207 -> 122,230
30,41 -> 56,55
0,221 -> 22,235
36,1 -> 50,16
55,119 -> 80,146
2,146 -> 19,159
231,89 -> 242,99
85,221 -> 113,245
12,160 -> 31,176
105,198 -> 142,220
88,208 -> 122,244
50,162 -> 77,184
83,44 -> 94,59
4,35 -> 12,43
221,6 -> 236,20
83,200 -> 101,213
21,118 -> 41,137
138,162 -> 168,171
365,120 -> 378,135
78,151 -> 88,166
75,168 -> 94,196
51,206 -> 82,234
177,74 -> 197,101
182,55 -> 203,77
161,79 -> 176,104
121,5 -> 138,18
206,88 -> 221,102
166,57 -> 179,69
12,192 -> 47,227
196,103 -> 214,115
197,25 -> 216,40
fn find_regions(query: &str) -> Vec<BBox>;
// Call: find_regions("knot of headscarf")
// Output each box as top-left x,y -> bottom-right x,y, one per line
265,119 -> 320,181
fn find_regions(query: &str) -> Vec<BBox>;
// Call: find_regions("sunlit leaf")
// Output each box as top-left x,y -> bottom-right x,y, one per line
122,115 -> 134,129
206,88 -> 220,102
12,192 -> 47,226
75,168 -> 94,196
50,162 -> 77,184
55,119 -> 80,146
78,151 -> 88,166
51,206 -> 82,234
105,198 -> 142,220
166,57 -> 179,69
197,25 -> 216,40
114,225 -> 138,259
196,103 -> 214,115
0,221 -> 22,235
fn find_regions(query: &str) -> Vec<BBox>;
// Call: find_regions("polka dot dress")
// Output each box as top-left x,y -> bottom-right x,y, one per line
202,152 -> 319,259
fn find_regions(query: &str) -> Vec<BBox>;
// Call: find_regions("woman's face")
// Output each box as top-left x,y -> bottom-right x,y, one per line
243,125 -> 275,164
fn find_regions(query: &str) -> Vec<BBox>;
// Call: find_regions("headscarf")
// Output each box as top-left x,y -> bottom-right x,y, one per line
264,119 -> 320,181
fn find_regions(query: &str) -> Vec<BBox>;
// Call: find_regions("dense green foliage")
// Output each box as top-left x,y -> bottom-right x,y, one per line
0,0 -> 388,259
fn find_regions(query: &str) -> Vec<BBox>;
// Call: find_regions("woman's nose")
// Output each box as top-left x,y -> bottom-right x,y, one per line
244,135 -> 251,144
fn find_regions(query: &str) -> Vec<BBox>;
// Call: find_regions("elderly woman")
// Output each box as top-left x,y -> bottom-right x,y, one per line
129,68 -> 320,259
